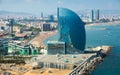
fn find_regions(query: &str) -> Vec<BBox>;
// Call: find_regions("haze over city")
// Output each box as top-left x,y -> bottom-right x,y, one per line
0,0 -> 120,15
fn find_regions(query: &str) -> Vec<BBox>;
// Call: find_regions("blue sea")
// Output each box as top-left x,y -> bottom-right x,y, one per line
44,24 -> 120,75
86,24 -> 120,75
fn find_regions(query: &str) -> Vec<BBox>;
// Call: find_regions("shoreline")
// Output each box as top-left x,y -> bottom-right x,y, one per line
86,21 -> 120,26
69,46 -> 112,75
30,31 -> 57,48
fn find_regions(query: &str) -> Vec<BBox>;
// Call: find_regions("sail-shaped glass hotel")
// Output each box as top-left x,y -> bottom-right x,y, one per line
57,8 -> 86,52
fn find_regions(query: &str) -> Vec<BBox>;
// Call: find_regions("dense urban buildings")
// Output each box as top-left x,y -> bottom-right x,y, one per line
0,0 -> 120,75
0,6 -> 115,75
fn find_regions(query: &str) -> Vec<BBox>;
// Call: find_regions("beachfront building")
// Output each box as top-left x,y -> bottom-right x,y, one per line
8,41 -> 38,55
0,38 -> 38,55
47,41 -> 66,55
0,38 -> 9,55
42,23 -> 51,31
37,54 -> 93,70
57,8 -> 86,53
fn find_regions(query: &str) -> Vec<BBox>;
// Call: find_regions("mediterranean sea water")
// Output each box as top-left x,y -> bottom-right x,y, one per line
44,24 -> 120,75
86,24 -> 120,75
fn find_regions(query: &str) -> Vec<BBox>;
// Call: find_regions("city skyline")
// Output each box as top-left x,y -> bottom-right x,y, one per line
0,0 -> 120,74
0,0 -> 120,15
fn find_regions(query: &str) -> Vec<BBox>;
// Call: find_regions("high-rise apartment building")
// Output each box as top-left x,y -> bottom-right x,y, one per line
91,10 -> 94,22
94,9 -> 100,21
41,12 -> 43,18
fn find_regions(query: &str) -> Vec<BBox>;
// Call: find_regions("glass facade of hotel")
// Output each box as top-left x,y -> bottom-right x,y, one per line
57,8 -> 86,51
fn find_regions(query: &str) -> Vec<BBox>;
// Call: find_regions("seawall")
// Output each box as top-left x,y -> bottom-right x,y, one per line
68,46 -> 112,75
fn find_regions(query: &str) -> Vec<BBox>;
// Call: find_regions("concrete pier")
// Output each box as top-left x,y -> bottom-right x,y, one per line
101,46 -> 112,54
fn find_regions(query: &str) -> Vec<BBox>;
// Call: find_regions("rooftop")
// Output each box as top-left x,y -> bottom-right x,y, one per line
37,54 -> 95,65
47,41 -> 65,44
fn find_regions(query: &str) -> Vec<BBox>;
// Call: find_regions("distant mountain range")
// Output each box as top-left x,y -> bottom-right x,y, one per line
0,10 -> 34,16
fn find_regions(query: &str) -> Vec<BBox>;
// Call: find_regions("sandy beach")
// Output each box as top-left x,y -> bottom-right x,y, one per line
30,31 -> 57,48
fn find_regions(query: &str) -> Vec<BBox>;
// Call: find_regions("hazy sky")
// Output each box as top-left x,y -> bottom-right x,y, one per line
0,0 -> 120,15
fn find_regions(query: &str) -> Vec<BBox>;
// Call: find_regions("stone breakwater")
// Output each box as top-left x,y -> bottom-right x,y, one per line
68,46 -> 112,75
